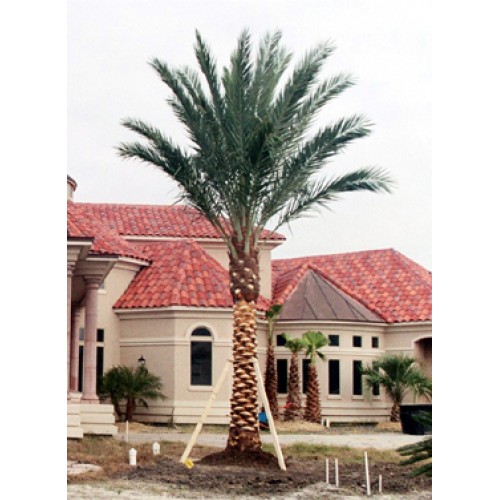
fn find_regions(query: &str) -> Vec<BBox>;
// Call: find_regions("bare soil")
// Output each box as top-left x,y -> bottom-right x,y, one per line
115,449 -> 431,497
68,424 -> 430,498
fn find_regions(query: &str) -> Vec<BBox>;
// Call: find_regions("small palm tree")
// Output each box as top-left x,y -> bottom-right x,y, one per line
361,354 -> 432,422
398,412 -> 432,476
302,331 -> 328,423
281,333 -> 306,421
118,29 -> 393,453
99,365 -> 166,421
264,304 -> 282,420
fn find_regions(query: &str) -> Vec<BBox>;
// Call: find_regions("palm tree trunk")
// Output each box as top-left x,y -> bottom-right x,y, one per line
126,398 -> 136,422
226,242 -> 262,452
284,352 -> 301,421
391,402 -> 401,422
304,364 -> 321,423
264,343 -> 279,420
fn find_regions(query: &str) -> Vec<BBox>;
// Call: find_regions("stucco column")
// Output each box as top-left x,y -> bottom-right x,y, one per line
67,263 -> 75,394
82,276 -> 101,403
69,306 -> 83,392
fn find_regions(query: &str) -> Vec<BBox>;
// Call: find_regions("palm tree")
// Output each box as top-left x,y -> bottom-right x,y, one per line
99,365 -> 166,421
117,29 -> 393,453
361,354 -> 432,422
281,333 -> 306,421
398,412 -> 432,477
302,331 -> 328,423
264,304 -> 282,420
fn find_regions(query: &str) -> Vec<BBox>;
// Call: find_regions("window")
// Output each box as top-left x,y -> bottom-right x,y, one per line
190,328 -> 212,386
353,360 -> 363,396
328,360 -> 340,395
97,328 -> 105,343
371,336 -> 379,348
302,359 -> 311,393
276,334 -> 286,346
353,335 -> 362,348
371,362 -> 380,396
277,359 -> 288,394
328,334 -> 339,347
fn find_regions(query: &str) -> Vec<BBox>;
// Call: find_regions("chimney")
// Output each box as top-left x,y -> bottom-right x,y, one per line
67,175 -> 77,200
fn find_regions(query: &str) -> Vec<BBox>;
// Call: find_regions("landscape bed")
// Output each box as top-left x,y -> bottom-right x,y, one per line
67,435 -> 431,497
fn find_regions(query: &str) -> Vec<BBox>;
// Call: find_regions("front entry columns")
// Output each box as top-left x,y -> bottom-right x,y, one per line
67,263 -> 75,394
81,275 -> 101,403
69,306 -> 83,392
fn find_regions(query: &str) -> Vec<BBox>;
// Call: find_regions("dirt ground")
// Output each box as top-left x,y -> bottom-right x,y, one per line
121,455 -> 430,498
69,445 -> 430,498
68,423 -> 431,498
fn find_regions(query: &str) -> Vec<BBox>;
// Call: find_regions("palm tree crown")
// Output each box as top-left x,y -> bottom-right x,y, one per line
362,354 -> 432,422
118,29 -> 393,284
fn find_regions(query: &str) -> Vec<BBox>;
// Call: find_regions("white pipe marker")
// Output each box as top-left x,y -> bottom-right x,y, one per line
364,451 -> 371,496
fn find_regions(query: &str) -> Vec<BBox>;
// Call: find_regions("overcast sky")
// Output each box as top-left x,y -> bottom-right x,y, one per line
68,0 -> 432,269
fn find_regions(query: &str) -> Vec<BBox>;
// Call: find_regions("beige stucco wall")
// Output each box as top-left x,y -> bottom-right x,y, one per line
107,312 -> 432,424
116,307 -> 236,424
269,322 -> 391,422
95,261 -> 144,369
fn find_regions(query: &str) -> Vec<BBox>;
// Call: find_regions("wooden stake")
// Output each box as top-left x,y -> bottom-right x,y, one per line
364,451 -> 371,496
180,359 -> 232,465
325,458 -> 330,483
335,458 -> 339,487
379,474 -> 383,493
125,420 -> 129,443
254,359 -> 286,471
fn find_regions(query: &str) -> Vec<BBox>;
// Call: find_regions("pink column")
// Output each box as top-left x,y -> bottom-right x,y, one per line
82,276 -> 101,403
69,306 -> 83,392
67,264 -> 75,394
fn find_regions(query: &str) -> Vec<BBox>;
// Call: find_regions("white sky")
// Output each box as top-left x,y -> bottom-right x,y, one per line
68,0 -> 432,269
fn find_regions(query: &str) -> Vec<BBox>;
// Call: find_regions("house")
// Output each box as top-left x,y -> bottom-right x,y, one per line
67,175 -> 431,437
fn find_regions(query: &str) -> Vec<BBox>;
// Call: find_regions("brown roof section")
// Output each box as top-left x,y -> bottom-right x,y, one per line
279,269 -> 384,322
67,201 -> 149,262
114,240 -> 270,311
75,203 -> 285,242
272,249 -> 431,324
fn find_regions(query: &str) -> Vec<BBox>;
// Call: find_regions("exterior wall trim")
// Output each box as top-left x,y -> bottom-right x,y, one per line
122,235 -> 283,248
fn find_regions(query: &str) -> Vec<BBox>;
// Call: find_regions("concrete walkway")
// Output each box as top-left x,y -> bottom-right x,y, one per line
114,430 -> 426,450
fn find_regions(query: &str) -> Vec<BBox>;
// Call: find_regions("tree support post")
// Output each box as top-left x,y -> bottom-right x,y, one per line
180,358 -> 233,465
254,358 -> 286,471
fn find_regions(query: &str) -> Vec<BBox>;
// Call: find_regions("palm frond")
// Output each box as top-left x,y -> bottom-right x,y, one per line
118,30 -> 394,252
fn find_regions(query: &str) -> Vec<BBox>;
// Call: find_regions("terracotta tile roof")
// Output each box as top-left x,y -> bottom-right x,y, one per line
67,201 -> 149,261
272,249 -> 431,324
75,203 -> 285,241
114,240 -> 270,310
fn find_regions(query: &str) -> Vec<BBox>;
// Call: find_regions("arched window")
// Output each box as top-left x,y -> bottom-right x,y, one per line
190,328 -> 212,386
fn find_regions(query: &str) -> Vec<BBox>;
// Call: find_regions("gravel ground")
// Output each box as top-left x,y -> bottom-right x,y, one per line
113,431 -> 425,450
68,480 -> 432,499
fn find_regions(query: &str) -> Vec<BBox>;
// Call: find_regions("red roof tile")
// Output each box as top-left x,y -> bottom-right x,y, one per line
67,201 -> 149,261
114,240 -> 270,310
75,203 -> 285,241
272,249 -> 431,324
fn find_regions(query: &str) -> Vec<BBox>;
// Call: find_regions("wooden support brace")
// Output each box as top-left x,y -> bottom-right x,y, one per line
253,358 -> 287,471
180,358 -> 232,464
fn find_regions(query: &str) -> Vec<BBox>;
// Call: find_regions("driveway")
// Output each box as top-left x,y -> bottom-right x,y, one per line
114,430 -> 426,450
